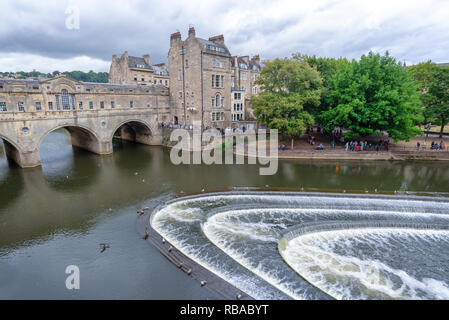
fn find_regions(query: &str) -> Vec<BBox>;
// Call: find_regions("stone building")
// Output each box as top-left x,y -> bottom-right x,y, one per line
0,74 -> 170,120
168,27 -> 233,130
109,51 -> 169,87
231,55 -> 264,121
0,75 -> 171,167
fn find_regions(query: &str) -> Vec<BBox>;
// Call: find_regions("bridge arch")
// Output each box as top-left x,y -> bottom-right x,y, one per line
38,124 -> 102,152
0,132 -> 26,167
111,119 -> 156,146
0,132 -> 22,153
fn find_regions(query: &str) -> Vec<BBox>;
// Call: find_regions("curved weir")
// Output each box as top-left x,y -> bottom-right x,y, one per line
150,191 -> 449,300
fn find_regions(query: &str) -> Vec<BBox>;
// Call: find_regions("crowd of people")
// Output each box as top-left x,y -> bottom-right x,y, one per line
417,140 -> 447,150
345,140 -> 391,152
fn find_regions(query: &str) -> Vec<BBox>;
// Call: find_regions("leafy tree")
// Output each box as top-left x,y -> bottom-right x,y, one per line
409,61 -> 449,137
250,58 -> 322,149
292,53 -> 349,117
319,52 -> 423,142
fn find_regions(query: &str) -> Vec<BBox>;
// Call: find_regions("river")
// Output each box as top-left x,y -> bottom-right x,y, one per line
1,130 -> 449,299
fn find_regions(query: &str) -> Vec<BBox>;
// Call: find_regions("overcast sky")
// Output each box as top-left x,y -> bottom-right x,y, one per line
1,0 -> 448,73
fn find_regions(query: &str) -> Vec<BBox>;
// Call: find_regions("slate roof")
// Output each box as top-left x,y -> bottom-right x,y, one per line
128,56 -> 152,70
152,64 -> 169,76
198,38 -> 229,54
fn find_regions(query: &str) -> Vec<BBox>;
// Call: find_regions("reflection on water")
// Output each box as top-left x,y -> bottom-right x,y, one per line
1,130 -> 449,299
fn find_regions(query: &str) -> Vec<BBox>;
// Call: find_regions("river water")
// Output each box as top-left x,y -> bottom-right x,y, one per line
1,130 -> 449,299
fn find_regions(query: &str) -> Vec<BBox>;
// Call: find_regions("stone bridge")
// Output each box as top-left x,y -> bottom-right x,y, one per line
0,109 -> 163,168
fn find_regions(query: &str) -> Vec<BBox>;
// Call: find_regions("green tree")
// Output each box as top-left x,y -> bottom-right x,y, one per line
409,61 -> 449,137
292,53 -> 349,117
250,58 -> 322,149
319,52 -> 423,142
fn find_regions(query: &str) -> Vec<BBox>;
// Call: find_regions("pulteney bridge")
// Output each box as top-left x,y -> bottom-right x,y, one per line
0,75 -> 170,167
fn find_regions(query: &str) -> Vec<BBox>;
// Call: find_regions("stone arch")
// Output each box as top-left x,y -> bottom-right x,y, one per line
38,123 -> 102,150
37,123 -> 110,158
0,132 -> 22,153
0,133 -> 24,165
111,119 -> 156,146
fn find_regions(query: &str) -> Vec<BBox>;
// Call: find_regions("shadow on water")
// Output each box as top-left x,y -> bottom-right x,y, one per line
0,141 -> 25,211
40,130 -> 100,193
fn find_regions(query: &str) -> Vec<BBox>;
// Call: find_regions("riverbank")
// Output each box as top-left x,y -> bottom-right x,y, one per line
136,208 -> 254,301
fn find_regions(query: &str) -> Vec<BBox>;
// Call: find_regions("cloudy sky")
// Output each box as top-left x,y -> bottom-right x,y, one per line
1,0 -> 448,73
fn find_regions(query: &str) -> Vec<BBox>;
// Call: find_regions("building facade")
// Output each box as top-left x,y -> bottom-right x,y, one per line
0,75 -> 170,121
109,51 -> 169,87
231,55 -> 263,121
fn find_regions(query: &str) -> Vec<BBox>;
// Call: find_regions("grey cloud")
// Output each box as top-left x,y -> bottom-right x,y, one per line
0,0 -> 448,72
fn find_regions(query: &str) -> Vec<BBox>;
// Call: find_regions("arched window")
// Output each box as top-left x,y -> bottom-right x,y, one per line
61,89 -> 70,110
215,94 -> 221,108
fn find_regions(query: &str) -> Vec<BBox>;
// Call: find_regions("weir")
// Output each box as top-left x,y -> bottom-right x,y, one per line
150,191 -> 449,300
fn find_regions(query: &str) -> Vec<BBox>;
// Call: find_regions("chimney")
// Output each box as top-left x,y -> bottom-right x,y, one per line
170,31 -> 181,46
122,51 -> 129,61
252,55 -> 260,65
143,54 -> 151,66
241,56 -> 250,65
209,34 -> 224,45
188,26 -> 195,37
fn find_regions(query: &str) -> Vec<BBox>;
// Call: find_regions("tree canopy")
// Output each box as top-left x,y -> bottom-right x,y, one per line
409,61 -> 449,136
292,53 -> 349,117
0,70 -> 109,83
318,52 -> 423,141
250,58 -> 322,146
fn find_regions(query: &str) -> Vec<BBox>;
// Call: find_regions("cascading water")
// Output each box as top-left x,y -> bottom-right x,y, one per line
150,191 -> 449,300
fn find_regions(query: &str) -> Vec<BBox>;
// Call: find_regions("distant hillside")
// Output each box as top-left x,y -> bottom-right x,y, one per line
0,70 -> 109,83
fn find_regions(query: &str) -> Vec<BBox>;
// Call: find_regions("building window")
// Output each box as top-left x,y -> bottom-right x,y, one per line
89,101 -> 93,110
18,102 -> 25,112
134,75 -> 138,81
212,112 -> 224,122
215,58 -> 223,68
71,95 -> 76,110
215,75 -> 220,88
179,91 -> 183,99
130,100 -> 134,108
191,92 -> 194,98
215,94 -> 222,108
111,101 -> 115,109
61,89 -> 70,110
212,75 -> 224,88
0,102 -> 7,112
79,102 -> 83,110
147,101 -> 151,108
165,80 -> 168,86
141,76 -> 145,81
178,70 -> 182,81
56,96 -> 61,110
234,92 -> 241,100
35,102 -> 42,111
241,72 -> 247,80
149,76 -> 152,82
100,101 -> 105,109
48,101 -> 53,111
